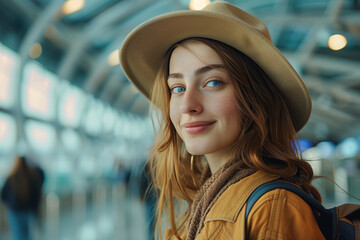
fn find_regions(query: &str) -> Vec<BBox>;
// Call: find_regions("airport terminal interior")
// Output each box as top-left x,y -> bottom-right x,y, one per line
0,0 -> 359,239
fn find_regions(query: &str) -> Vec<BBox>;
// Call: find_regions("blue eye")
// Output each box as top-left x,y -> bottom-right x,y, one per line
172,86 -> 185,93
206,80 -> 222,87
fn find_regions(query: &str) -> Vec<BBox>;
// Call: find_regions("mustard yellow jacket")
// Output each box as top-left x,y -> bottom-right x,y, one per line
174,171 -> 325,240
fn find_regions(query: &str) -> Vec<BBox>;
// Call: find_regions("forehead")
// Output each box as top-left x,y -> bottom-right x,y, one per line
169,40 -> 224,72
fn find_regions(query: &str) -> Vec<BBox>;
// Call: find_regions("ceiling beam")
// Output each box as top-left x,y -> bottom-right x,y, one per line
57,0 -> 156,80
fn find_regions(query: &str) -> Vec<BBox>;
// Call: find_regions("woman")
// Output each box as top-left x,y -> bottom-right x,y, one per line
1,156 -> 45,240
120,2 -> 324,239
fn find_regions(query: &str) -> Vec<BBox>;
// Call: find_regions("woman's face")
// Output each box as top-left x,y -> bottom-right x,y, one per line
168,40 -> 242,162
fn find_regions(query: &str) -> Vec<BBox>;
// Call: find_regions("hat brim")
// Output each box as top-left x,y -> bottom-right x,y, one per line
120,10 -> 311,131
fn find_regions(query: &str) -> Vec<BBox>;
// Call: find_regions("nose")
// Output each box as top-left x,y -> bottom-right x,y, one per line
180,88 -> 203,114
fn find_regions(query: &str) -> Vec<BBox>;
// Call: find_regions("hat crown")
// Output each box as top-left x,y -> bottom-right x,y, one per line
202,2 -> 271,41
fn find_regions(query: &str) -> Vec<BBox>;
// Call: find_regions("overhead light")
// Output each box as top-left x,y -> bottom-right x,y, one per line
316,141 -> 335,158
29,43 -> 42,59
298,139 -> 313,153
62,0 -> 85,15
337,137 -> 358,159
108,50 -> 120,66
328,34 -> 347,51
189,0 -> 211,10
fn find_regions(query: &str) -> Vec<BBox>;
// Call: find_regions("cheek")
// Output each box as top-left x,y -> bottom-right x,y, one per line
216,97 -> 242,128
169,101 -> 180,129
213,97 -> 240,116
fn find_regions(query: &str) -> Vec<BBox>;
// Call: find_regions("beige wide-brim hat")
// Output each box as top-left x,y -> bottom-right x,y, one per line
120,1 -> 311,131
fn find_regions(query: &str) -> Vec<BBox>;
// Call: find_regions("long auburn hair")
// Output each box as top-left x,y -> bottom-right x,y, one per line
149,37 -> 320,239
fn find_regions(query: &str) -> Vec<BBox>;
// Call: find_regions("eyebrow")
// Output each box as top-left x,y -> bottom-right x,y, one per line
168,64 -> 225,80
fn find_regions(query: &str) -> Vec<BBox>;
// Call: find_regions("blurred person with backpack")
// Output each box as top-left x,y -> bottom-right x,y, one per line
1,155 -> 45,240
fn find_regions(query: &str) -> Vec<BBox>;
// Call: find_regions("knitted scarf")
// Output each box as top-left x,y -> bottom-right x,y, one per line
186,159 -> 255,240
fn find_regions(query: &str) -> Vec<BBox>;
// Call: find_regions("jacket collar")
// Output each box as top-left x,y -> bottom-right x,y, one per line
204,171 -> 279,223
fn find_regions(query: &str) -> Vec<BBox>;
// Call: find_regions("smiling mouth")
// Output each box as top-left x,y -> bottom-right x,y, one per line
183,121 -> 216,134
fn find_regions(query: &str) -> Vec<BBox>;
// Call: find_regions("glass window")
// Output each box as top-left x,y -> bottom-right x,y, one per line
102,106 -> 116,134
0,112 -> 17,153
83,97 -> 103,136
0,43 -> 18,109
79,152 -> 97,178
60,128 -> 81,153
21,61 -> 57,121
25,120 -> 56,154
114,113 -> 125,137
58,83 -> 85,128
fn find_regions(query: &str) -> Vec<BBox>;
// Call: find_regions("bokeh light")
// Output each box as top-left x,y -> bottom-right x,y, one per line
328,34 -> 347,51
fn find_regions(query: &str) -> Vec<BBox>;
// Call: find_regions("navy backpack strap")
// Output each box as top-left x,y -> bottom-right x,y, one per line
245,181 -> 339,240
245,181 -> 329,220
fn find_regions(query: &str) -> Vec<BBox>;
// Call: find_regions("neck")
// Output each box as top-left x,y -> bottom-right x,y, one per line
205,152 -> 232,174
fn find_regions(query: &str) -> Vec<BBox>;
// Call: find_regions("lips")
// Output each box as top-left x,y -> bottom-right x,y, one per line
183,121 -> 216,134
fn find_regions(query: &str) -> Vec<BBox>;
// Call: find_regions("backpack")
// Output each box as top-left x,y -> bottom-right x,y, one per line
245,181 -> 360,240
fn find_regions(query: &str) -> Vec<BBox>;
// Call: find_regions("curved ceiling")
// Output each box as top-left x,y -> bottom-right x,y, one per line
0,0 -> 359,143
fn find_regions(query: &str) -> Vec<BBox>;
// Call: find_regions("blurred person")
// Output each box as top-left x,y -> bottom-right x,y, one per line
115,162 -> 130,187
140,162 -> 156,240
113,161 -> 131,200
120,2 -> 325,239
1,156 -> 45,240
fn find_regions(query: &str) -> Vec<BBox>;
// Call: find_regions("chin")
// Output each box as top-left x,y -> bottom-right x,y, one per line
185,144 -> 210,156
